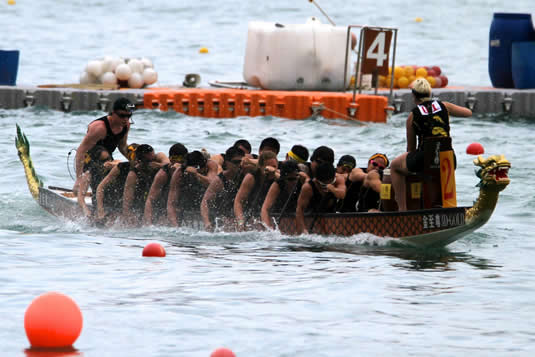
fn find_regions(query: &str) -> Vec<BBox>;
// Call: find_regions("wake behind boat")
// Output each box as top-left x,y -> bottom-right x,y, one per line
15,125 -> 511,248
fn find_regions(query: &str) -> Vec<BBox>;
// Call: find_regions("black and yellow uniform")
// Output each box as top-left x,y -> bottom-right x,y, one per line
407,100 -> 451,172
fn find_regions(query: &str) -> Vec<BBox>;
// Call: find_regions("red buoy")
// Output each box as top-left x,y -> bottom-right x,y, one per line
466,142 -> 485,155
211,347 -> 236,357
24,292 -> 83,348
142,242 -> 166,257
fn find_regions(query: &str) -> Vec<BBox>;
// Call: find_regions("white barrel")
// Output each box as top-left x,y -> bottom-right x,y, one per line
243,21 -> 352,91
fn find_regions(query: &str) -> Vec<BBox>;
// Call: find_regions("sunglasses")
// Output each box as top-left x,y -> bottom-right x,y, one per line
116,111 -> 132,119
370,160 -> 385,170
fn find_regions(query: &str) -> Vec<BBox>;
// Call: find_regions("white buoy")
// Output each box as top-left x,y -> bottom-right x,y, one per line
80,71 -> 97,85
128,72 -> 144,88
115,63 -> 132,80
109,57 -> 125,73
142,68 -> 158,85
86,60 -> 103,77
140,57 -> 153,69
128,58 -> 144,74
101,56 -> 114,73
100,72 -> 117,85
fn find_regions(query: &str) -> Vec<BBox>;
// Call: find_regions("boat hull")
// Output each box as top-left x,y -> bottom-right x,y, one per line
37,186 -> 483,248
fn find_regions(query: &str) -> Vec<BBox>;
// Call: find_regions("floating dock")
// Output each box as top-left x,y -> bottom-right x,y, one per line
1,85 -> 534,121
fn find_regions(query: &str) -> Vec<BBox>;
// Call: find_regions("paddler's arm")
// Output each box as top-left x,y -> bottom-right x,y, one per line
233,173 -> 255,230
122,170 -> 138,224
200,177 -> 223,231
74,123 -> 106,190
328,173 -> 347,200
406,113 -> 417,152
143,169 -> 167,226
349,167 -> 366,182
96,165 -> 119,220
196,160 -> 218,187
261,181 -> 280,229
167,168 -> 183,227
295,182 -> 313,235
76,171 -> 92,217
444,101 -> 472,118
365,169 -> 383,193
149,152 -> 170,171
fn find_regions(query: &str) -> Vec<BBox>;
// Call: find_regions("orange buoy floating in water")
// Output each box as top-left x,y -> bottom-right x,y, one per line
199,47 -> 209,54
466,142 -> 485,155
211,347 -> 236,357
24,292 -> 83,348
142,242 -> 166,257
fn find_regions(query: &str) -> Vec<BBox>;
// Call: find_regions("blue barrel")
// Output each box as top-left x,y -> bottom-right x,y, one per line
489,13 -> 535,88
0,50 -> 20,86
512,42 -> 535,89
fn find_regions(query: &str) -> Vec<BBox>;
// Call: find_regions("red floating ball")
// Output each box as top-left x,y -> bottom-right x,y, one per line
211,347 -> 236,357
466,142 -> 485,155
142,242 -> 166,257
24,292 -> 83,348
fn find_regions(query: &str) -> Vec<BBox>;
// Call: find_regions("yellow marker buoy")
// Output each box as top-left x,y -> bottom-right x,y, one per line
8,0 -> 16,4
199,47 -> 209,54
415,17 -> 423,22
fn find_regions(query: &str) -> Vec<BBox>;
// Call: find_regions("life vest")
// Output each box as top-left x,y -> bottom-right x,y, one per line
411,100 -> 450,151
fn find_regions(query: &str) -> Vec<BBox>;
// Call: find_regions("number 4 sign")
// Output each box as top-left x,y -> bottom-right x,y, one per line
361,28 -> 393,75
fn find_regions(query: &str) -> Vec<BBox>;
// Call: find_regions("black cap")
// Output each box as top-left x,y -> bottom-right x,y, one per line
113,97 -> 135,113
337,155 -> 356,169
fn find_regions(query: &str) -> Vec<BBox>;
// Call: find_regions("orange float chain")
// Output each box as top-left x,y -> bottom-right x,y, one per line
143,88 -> 391,122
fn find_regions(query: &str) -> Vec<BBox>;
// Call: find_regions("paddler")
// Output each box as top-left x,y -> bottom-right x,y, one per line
73,97 -> 134,193
390,78 -> 472,211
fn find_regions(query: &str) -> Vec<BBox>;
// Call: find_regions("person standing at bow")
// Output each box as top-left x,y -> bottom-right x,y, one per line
73,97 -> 134,193
390,78 -> 472,211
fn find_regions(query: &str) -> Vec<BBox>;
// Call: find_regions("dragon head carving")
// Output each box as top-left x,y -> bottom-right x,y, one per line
474,154 -> 510,191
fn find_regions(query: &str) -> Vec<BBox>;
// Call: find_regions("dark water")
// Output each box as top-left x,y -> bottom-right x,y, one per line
2,0 -> 535,356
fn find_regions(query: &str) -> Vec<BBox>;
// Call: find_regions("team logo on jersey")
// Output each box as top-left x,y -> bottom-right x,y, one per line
417,101 -> 442,115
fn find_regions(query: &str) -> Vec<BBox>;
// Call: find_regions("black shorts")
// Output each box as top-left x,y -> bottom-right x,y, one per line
406,151 -> 424,173
406,151 -> 457,173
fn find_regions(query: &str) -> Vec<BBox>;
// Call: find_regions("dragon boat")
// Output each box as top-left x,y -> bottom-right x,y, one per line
16,125 -> 511,248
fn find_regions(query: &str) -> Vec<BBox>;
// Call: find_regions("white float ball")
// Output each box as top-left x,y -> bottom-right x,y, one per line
86,60 -> 103,77
128,72 -> 144,88
142,68 -> 158,85
110,57 -> 125,73
101,56 -> 114,73
128,58 -> 144,74
115,63 -> 132,80
100,71 -> 117,85
140,57 -> 153,69
80,71 -> 97,85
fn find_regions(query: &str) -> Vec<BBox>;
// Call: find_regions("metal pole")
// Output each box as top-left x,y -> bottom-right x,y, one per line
308,0 -> 336,25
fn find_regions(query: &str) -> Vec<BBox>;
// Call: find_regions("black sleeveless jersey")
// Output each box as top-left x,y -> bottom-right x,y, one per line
411,100 -> 450,151
101,162 -> 130,213
307,180 -> 337,214
90,115 -> 128,155
337,177 -> 362,213
271,179 -> 302,214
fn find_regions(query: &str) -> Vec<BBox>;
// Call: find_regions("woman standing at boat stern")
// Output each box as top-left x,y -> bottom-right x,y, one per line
390,78 -> 472,211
